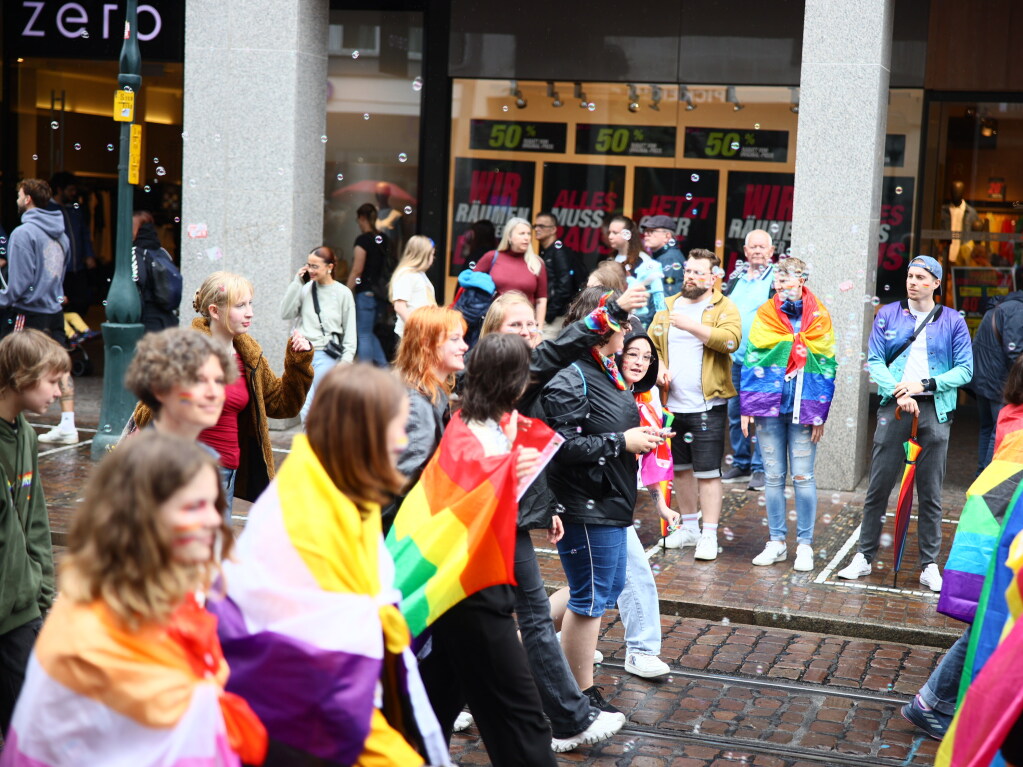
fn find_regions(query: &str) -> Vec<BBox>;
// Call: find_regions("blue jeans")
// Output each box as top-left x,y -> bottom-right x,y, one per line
301,349 -> 342,422
920,627 -> 970,715
755,416 -> 817,545
557,523 -> 627,618
219,465 -> 237,522
354,292 -> 387,367
618,524 -> 660,656
728,362 -> 763,472
976,396 -> 1003,475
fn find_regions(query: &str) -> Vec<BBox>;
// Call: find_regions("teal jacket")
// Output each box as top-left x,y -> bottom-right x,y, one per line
0,414 -> 55,635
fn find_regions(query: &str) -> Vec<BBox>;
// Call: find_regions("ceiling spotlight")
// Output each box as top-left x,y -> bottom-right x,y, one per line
679,85 -> 696,111
726,85 -> 744,111
627,84 -> 640,113
650,85 -> 662,111
547,81 -> 562,108
789,86 -> 799,114
511,80 -> 526,109
574,82 -> 588,109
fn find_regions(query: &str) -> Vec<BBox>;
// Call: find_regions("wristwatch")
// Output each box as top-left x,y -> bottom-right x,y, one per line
920,378 -> 936,392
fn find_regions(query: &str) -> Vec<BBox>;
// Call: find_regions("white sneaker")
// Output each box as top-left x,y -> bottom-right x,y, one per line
752,540 -> 787,566
38,425 -> 78,445
793,544 -> 814,572
625,652 -> 669,678
551,710 -> 624,752
453,711 -> 474,732
663,526 -> 700,549
837,553 -> 871,580
920,563 -> 943,592
694,531 -> 719,561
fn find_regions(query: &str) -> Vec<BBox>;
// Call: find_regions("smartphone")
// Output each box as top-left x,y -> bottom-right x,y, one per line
301,268 -> 311,283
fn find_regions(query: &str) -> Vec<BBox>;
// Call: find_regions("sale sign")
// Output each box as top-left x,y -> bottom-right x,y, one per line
541,162 -> 626,269
951,267 -> 1015,335
631,168 -> 719,252
724,171 -> 794,275
449,157 -> 536,276
876,177 -> 915,300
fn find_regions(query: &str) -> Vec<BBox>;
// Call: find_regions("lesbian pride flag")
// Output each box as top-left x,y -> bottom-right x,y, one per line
208,435 -> 450,767
1,596 -> 263,767
388,412 -> 558,637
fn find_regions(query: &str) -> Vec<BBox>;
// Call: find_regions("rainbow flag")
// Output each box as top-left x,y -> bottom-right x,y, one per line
207,435 -> 450,767
741,288 -> 837,425
939,430 -> 1023,624
1,596 -> 265,767
937,530 -> 1023,767
387,412 -> 539,637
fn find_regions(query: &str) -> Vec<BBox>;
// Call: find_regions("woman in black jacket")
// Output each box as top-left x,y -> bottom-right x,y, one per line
542,288 -> 664,709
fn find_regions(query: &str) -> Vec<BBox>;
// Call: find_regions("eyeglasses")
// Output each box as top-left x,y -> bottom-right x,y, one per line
623,351 -> 653,363
533,223 -> 555,230
305,263 -> 322,270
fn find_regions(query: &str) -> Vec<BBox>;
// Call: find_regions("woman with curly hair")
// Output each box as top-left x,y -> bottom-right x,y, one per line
0,432 -> 266,766
132,271 -> 313,518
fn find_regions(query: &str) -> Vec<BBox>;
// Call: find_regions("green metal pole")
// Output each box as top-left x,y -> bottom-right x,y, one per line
92,0 -> 145,458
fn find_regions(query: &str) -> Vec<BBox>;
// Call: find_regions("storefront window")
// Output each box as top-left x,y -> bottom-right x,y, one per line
322,9 -> 423,279
919,99 -> 1023,329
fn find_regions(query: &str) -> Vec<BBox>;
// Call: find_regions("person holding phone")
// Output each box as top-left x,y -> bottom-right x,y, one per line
280,246 -> 357,422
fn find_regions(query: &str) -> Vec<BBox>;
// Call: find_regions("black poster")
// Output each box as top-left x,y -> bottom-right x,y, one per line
884,135 -> 907,168
631,168 -> 719,253
684,127 -> 789,163
724,171 -> 795,275
541,162 -> 626,269
469,120 -> 567,153
449,158 -> 536,276
9,0 -> 184,61
876,177 -> 915,300
575,124 -> 677,157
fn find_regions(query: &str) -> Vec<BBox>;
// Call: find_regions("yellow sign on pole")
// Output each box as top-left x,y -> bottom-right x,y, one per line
113,90 -> 135,122
128,124 -> 142,185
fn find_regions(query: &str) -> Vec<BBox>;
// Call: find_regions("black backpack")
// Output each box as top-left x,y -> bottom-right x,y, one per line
135,246 -> 184,312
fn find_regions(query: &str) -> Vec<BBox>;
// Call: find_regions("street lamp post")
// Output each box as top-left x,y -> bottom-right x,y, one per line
91,0 -> 145,458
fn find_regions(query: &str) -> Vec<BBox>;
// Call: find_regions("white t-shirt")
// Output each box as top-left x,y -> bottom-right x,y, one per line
392,270 -> 436,336
666,300 -> 725,412
900,306 -> 933,397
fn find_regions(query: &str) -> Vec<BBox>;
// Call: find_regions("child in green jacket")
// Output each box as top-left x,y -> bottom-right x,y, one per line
0,329 -> 69,731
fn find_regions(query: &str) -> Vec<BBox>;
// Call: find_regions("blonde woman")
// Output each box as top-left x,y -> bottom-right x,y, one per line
472,217 -> 548,333
132,271 -> 313,516
389,235 -> 438,338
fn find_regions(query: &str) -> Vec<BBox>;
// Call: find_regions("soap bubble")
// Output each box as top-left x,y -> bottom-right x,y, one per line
632,519 -> 640,528
585,499 -> 595,509
106,144 -> 114,151
683,432 -> 694,443
691,173 -> 700,182
374,235 -> 384,245
845,417 -> 854,427
754,123 -> 761,129
363,113 -> 370,120
502,105 -> 509,112
403,205 -> 413,215
398,153 -> 408,163
32,154 -> 38,161
587,102 -> 596,112
73,143 -> 81,150
880,533 -> 893,548
50,121 -> 59,130
214,132 -> 222,141
351,50 -> 360,59
895,186 -> 903,195
787,510 -> 797,521
143,185 -> 151,192
320,134 -> 328,143
721,617 -> 731,626
189,178 -> 197,187
156,166 -> 166,176
822,513 -> 832,524
730,140 -> 740,151
685,192 -> 693,201
412,76 -> 424,92
336,173 -> 344,181
554,241 -> 563,249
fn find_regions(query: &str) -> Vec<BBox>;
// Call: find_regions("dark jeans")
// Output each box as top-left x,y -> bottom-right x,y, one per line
919,626 -> 970,716
976,395 -> 1003,475
418,585 -> 556,766
513,529 -> 594,738
728,362 -> 763,472
0,310 -> 64,343
857,399 -> 951,567
0,617 -> 43,733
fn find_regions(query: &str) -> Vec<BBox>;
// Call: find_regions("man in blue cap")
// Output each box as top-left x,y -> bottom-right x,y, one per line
838,255 -> 973,592
640,215 -> 684,298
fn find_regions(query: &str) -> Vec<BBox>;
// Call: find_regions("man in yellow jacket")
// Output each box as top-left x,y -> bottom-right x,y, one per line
649,249 -> 742,561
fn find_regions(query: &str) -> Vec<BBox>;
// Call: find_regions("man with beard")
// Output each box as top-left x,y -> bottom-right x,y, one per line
722,229 -> 776,491
649,249 -> 741,560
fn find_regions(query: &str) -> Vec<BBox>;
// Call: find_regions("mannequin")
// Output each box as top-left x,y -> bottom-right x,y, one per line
940,180 -> 979,264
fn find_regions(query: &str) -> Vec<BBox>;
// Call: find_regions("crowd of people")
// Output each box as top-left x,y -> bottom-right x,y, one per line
5,176 -> 1023,764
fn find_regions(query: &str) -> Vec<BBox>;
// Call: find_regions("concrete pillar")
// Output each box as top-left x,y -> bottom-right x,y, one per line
180,0 -> 328,371
791,0 -> 894,491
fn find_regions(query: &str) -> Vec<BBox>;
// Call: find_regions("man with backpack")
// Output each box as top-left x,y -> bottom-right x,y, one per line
132,211 -> 182,331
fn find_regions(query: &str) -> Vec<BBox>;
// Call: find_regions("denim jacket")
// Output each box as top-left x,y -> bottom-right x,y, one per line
866,300 -> 973,423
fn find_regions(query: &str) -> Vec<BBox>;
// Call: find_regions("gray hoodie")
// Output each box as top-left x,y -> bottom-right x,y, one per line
1,208 -> 69,314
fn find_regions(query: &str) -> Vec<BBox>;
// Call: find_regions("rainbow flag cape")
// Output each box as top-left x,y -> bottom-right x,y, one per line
937,530 -> 1023,767
939,430 -> 1023,624
1,595 -> 265,767
208,435 -> 450,767
740,288 -> 837,425
387,412 -> 536,637
636,390 -> 672,487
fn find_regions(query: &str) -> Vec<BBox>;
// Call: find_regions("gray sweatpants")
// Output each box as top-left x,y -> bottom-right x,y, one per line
857,398 -> 952,568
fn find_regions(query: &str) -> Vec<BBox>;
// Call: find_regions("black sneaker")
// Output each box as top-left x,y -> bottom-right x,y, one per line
747,471 -> 766,491
721,466 -> 752,483
900,695 -> 951,740
583,685 -> 621,715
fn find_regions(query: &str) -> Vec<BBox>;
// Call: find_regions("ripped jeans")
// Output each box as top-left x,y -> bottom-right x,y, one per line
754,416 -> 817,545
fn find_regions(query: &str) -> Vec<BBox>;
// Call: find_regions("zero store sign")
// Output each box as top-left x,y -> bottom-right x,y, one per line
20,2 -> 164,42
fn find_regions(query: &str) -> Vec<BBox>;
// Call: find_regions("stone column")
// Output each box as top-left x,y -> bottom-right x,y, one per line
180,0 -> 328,373
791,0 -> 893,491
